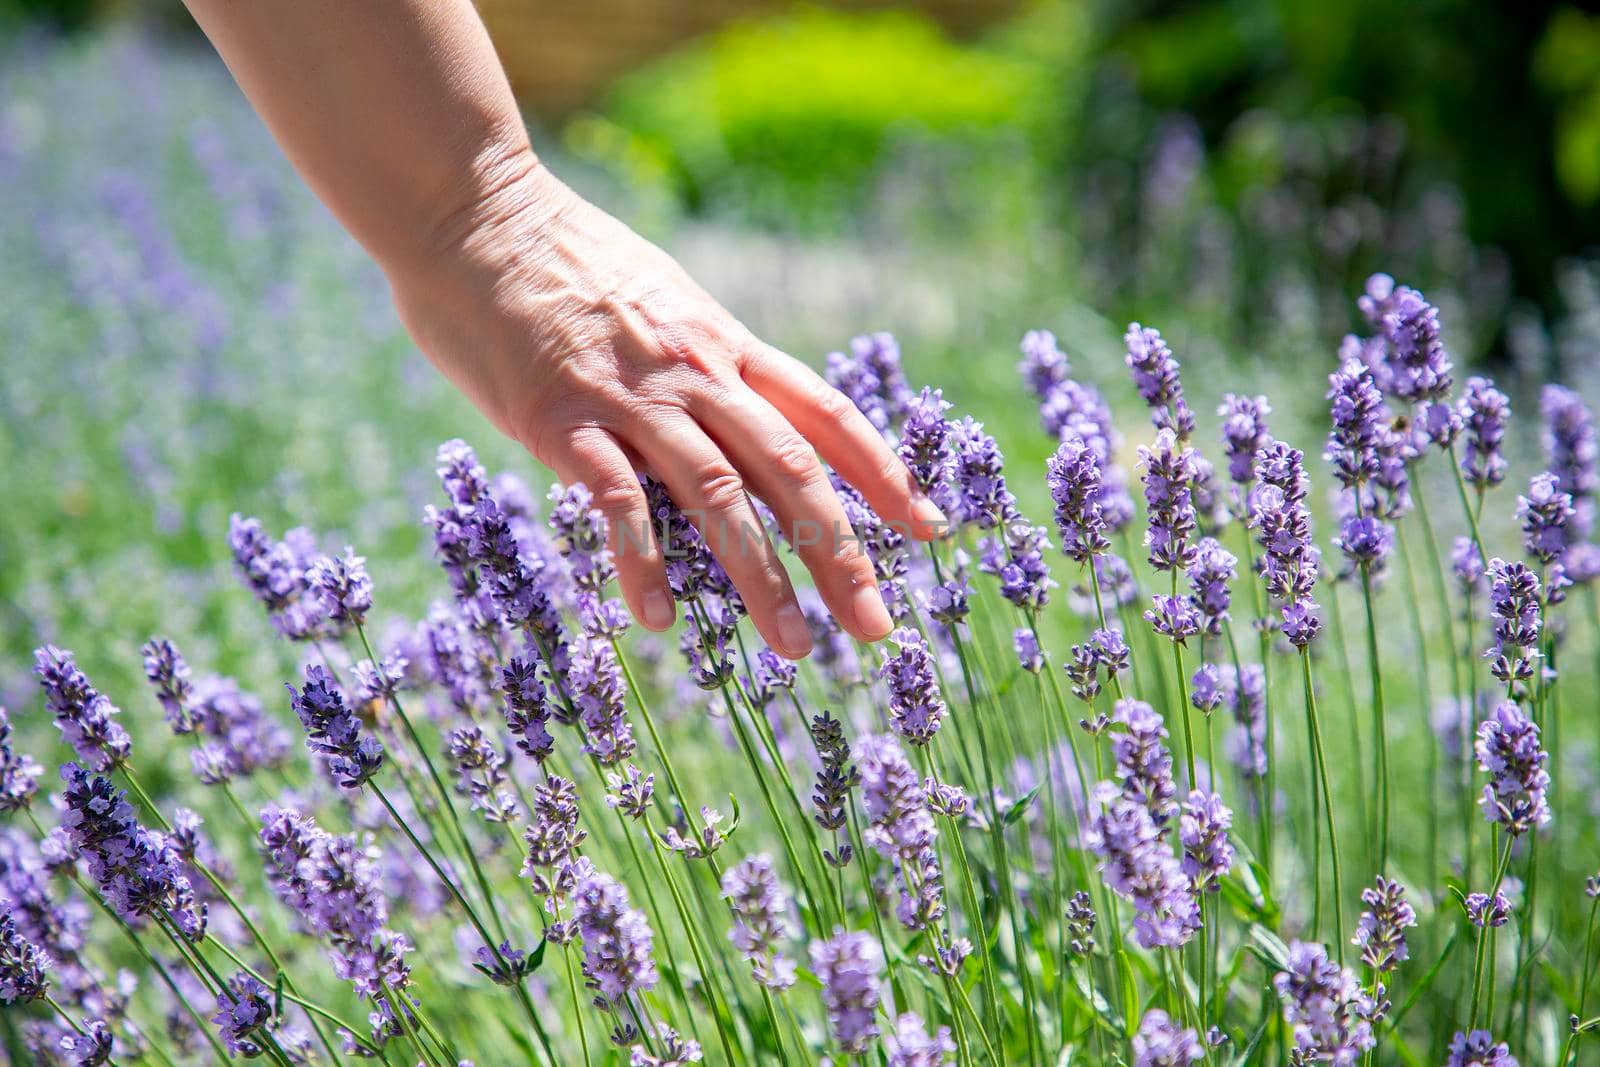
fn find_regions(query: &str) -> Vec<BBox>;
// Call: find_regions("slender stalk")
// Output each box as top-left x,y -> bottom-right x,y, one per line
1358,565 -> 1390,874
1470,834 -> 1515,1028
1300,648 -> 1344,962
1560,896 -> 1600,1066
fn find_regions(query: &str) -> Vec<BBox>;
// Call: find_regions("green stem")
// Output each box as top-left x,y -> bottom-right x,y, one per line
1300,648 -> 1344,963
1358,565 -> 1390,875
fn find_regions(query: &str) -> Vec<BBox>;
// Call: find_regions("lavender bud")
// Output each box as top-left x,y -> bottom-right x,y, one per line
1475,701 -> 1551,836
1458,377 -> 1511,491
33,646 -> 132,772
879,629 -> 947,747
1125,323 -> 1196,440
1445,1031 -> 1517,1067
1516,472 -> 1574,566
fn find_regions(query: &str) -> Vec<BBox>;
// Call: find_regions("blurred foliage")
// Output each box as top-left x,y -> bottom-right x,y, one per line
568,6 -> 1073,230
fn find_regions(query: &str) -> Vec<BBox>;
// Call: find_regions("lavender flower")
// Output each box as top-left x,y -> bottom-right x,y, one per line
1125,323 -> 1196,440
898,387 -> 956,514
1066,891 -> 1097,955
1458,377 -> 1511,491
1273,941 -> 1376,1062
835,475 -> 912,619
501,657 -> 555,763
721,854 -> 798,991
1144,594 -> 1201,643
980,523 -> 1055,610
884,1012 -> 954,1067
1475,701 -> 1551,836
1065,628 -> 1129,703
1516,473 -> 1574,565
1048,434 -> 1110,561
211,972 -> 275,1056
1249,443 -> 1322,645
0,708 -> 42,813
1484,560 -> 1542,684
1224,664 -> 1268,781
1189,664 -> 1224,714
809,713 -> 858,869
1465,891 -> 1512,929
1445,1030 -> 1518,1067
949,416 -> 1017,529
549,482 -> 617,594
856,734 -> 944,930
605,764 -> 655,821
1139,429 -> 1199,571
1014,628 -> 1045,673
446,725 -> 517,824
1186,537 -> 1236,635
1179,790 -> 1234,893
1133,1009 -> 1202,1067
1541,384 -> 1597,540
1111,700 -> 1178,825
741,647 -> 798,709
1219,394 -> 1272,488
567,634 -> 638,765
1325,358 -> 1386,490
811,929 -> 884,1054
1352,876 -> 1416,972
286,665 -> 385,788
0,914 -> 50,1003
140,637 -> 196,733
575,872 -> 658,1004
880,628 -> 947,746
522,775 -> 591,945
1089,796 -> 1199,949
307,547 -> 373,628
1335,514 -> 1393,574
33,646 -> 132,772
227,514 -> 331,639
57,1019 -> 114,1065
827,332 -> 911,433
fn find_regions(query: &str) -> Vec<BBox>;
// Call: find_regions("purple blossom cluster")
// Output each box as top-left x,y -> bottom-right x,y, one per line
34,646 -> 131,773
1445,1031 -> 1519,1067
1274,941 -> 1376,1062
1019,334 -> 1135,535
1541,384 -> 1598,542
1178,790 -> 1234,893
1219,393 -> 1272,489
1475,701 -> 1551,836
1352,876 -> 1416,973
1065,627 -> 1129,704
856,734 -> 944,931
1125,323 -> 1196,440
0,708 -> 43,813
1139,429 -> 1200,571
827,331 -> 912,434
1516,472 -> 1574,566
1089,795 -> 1199,950
1048,434 -> 1112,562
721,854 -> 798,991
1249,442 -> 1322,645
1484,560 -> 1542,685
811,929 -> 884,1054
1459,377 -> 1511,491
879,628 -> 947,745
1133,1009 -> 1202,1066
574,871 -> 658,1005
286,664 -> 385,789
227,515 -> 347,640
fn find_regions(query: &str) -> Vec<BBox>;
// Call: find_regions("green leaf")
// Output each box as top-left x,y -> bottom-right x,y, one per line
1004,783 -> 1044,825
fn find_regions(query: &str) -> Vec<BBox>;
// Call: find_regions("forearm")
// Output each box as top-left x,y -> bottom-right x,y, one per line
181,0 -> 536,279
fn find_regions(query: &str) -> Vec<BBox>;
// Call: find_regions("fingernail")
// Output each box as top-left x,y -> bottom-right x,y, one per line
643,588 -> 675,630
853,582 -> 893,641
776,603 -> 813,658
911,494 -> 949,537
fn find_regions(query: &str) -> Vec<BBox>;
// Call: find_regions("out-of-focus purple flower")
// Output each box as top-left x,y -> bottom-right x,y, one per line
141,637 -> 196,734
1133,1008 -> 1202,1067
949,417 -> 1017,530
1125,323 -> 1196,440
1139,429 -> 1199,571
227,514 -> 332,640
1144,594 -> 1201,643
1458,377 -> 1510,491
856,734 -> 943,931
1048,434 -> 1110,562
1179,790 -> 1233,892
1335,514 -> 1393,574
307,548 -> 373,629
1541,384 -> 1597,541
549,482 -> 617,595
879,629 -> 947,746
211,972 -> 275,1056
574,871 -> 658,1004
33,646 -> 132,772
446,725 -> 517,824
1066,891 -> 1097,954
0,913 -> 51,1003
827,332 -> 911,434
1352,876 -> 1416,973
60,763 -> 206,938
923,778 -> 970,819
286,665 -> 384,789
1223,664 -> 1267,781
1014,628 -> 1045,673
721,854 -> 797,991
1019,329 -> 1069,400
1465,892 -> 1511,928
1516,473 -> 1574,566
57,1018 -> 114,1065
1089,796 -> 1199,950
834,474 -> 912,619
884,1011 -> 954,1067
1484,560 -> 1542,685
1185,537 -> 1236,635
810,929 -> 884,1055
1273,941 -> 1376,1063
1219,394 -> 1272,488
1445,1030 -> 1518,1067
1453,536 -> 1487,590
1189,664 -> 1224,714
980,523 -> 1055,611
0,709 -> 42,814
1475,701 -> 1550,836
923,576 -> 970,627
568,635 -> 638,766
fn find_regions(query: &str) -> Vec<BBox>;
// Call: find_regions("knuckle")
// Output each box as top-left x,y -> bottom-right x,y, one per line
587,475 -> 644,519
694,466 -> 747,514
766,433 -> 821,483
813,385 -> 856,424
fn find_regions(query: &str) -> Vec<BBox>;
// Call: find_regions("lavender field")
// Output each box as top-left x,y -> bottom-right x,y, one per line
5,25 -> 1600,1067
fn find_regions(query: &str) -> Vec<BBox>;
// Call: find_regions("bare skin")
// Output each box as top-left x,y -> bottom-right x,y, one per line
182,0 -> 945,659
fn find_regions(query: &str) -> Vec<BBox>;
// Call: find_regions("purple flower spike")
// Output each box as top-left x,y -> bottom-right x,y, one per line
827,331 -> 911,434
721,854 -> 798,992
880,628 -> 948,746
286,665 -> 385,789
1139,429 -> 1200,571
1185,536 -> 1236,635
574,871 -> 658,1003
1325,358 -> 1386,490
1219,394 -> 1272,488
1352,876 -> 1416,973
141,637 -> 197,734
0,914 -> 51,1003
1048,434 -> 1111,562
307,547 -> 373,628
34,646 -> 132,773
1089,796 -> 1199,949
898,387 -> 956,513
855,734 -> 944,931
1445,1030 -> 1518,1067
1125,323 -> 1196,440
1013,628 -> 1045,673
1111,699 -> 1178,824
1335,514 -> 1393,573
1274,941 -> 1376,1063
811,929 -> 884,1055
1475,701 -> 1550,836
1484,559 -> 1542,685
1465,892 -> 1512,929
1458,377 -> 1511,491
884,1012 -> 954,1067
1516,472 -> 1574,565
549,482 -> 616,594
211,972 -> 276,1056
949,417 -> 1018,530
0,708 -> 42,814
1541,384 -> 1597,542
1179,790 -> 1234,893
1133,1008 -> 1202,1067
1144,594 -> 1201,643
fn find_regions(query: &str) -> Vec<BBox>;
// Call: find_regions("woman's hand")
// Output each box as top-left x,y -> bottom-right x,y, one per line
388,151 -> 946,659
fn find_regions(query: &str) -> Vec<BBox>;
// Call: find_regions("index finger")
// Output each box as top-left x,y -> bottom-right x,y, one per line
739,344 -> 947,541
